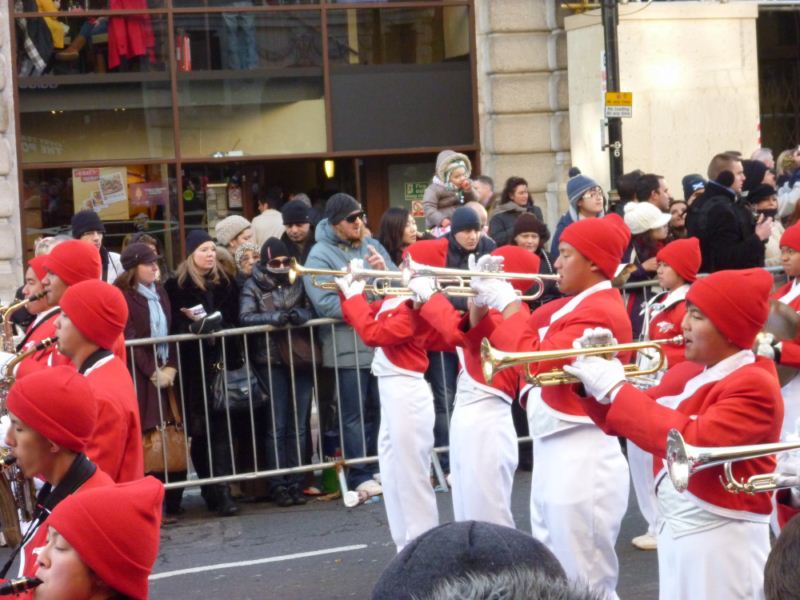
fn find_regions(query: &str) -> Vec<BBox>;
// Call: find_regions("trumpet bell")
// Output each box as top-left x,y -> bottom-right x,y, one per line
666,429 -> 692,492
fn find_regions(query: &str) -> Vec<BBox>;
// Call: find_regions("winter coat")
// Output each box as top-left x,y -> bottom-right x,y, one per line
422,150 -> 476,228
101,247 -> 124,284
488,201 -> 544,247
280,229 -> 315,265
121,285 -> 177,432
444,231 -> 496,312
303,219 -> 396,368
239,262 -> 315,365
549,199 -> 605,261
526,248 -> 561,310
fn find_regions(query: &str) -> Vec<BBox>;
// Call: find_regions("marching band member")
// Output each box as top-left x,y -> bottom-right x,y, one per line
564,268 -> 782,600
1,367 -> 112,582
481,214 -> 633,599
56,280 -> 144,483
629,236 -> 700,551
34,477 -> 163,600
416,246 -> 539,529
336,240 -> 449,552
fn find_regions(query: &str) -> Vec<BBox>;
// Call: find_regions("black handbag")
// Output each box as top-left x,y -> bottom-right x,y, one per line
210,362 -> 266,412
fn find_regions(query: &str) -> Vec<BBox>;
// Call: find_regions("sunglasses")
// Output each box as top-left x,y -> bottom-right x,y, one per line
267,257 -> 292,271
344,211 -> 366,224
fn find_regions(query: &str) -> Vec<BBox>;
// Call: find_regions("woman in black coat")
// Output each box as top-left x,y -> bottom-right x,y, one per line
509,213 -> 561,310
488,176 -> 545,247
164,230 -> 242,516
115,242 -> 185,517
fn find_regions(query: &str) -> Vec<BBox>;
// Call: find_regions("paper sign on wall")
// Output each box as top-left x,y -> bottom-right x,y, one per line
72,167 -> 129,220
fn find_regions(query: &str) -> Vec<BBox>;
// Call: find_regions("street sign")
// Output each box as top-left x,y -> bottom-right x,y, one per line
605,91 -> 633,118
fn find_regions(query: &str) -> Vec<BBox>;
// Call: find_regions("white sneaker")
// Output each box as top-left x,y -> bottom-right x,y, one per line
355,479 -> 383,497
631,533 -> 657,550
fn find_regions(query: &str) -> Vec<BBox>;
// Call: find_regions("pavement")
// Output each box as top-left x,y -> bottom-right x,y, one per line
145,470 -> 659,599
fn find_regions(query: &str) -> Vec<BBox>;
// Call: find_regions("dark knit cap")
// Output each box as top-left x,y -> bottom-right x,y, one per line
742,159 -> 768,194
120,243 -> 159,271
325,193 -> 361,225
260,238 -> 290,266
746,184 -> 777,205
370,521 -> 566,600
512,213 -> 550,242
450,206 -> 481,234
681,174 -> 706,201
71,210 -> 106,238
186,230 -> 213,256
282,200 -> 311,225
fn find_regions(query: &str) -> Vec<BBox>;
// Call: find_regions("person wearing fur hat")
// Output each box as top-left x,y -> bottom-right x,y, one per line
70,210 -> 123,284
303,193 -> 395,494
564,268 -> 783,600
34,477 -> 163,600
549,168 -> 605,261
56,280 -> 143,484
1,367 -> 113,582
415,247 -> 539,529
422,150 -> 476,231
164,230 -> 242,517
487,176 -> 544,247
475,214 -> 633,598
239,237 -> 315,507
334,239 -> 453,550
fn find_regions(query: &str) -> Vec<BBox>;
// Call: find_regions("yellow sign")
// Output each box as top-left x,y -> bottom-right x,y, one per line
72,167 -> 129,221
605,92 -> 633,118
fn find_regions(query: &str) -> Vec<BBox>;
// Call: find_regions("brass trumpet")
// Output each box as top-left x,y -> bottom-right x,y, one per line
666,429 -> 800,494
287,258 -> 403,287
480,336 -> 684,386
310,278 -> 541,301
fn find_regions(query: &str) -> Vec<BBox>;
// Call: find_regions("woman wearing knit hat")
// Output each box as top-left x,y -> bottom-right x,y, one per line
487,177 -> 544,247
164,231 -> 242,517
422,150 -> 476,232
565,268 -> 782,600
239,237 -> 316,508
549,167 -> 605,261
214,215 -> 253,254
34,477 -> 163,600
510,213 -> 560,309
233,241 -> 260,285
474,213 -> 633,598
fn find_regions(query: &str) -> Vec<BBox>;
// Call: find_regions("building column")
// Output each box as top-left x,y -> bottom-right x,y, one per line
475,0 -> 571,228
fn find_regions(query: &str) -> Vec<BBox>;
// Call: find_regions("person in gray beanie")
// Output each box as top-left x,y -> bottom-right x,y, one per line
214,215 -> 253,252
549,167 -> 604,260
71,209 -> 124,284
303,192 -> 396,495
370,521 -> 568,600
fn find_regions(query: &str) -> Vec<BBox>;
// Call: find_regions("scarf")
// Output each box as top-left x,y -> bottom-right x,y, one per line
137,283 -> 169,364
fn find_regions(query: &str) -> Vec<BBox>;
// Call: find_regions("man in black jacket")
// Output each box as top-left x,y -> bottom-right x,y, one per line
687,153 -> 772,272
280,199 -> 316,264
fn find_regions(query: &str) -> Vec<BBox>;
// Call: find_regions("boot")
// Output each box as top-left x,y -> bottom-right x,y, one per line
288,484 -> 307,506
201,485 -> 218,512
273,485 -> 293,508
56,35 -> 87,62
216,485 -> 239,517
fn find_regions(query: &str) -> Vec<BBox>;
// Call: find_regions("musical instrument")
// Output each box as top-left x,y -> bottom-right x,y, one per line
0,577 -> 41,595
0,292 -> 47,354
666,429 -> 800,494
480,336 -> 683,386
308,278 -> 542,302
287,259 -> 404,288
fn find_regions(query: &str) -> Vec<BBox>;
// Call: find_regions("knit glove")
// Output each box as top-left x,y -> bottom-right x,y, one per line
335,276 -> 366,300
563,355 -> 626,404
151,366 -> 176,388
288,308 -> 312,326
408,276 -> 437,304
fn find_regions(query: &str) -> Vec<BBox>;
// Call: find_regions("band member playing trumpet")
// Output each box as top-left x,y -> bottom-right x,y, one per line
415,246 -> 539,529
479,214 -> 633,599
336,240 -> 451,552
563,268 -> 782,600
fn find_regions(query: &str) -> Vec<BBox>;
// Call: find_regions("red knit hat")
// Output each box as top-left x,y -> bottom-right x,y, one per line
403,238 -> 448,268
28,255 -> 47,282
780,223 -> 800,253
559,214 -> 631,279
60,280 -> 128,350
686,268 -> 772,349
656,237 -> 702,283
7,366 -> 97,452
43,240 -> 101,285
491,246 -> 541,293
46,477 -> 164,600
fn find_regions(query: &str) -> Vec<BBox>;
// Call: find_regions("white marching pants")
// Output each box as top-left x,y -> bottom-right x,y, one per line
529,420 -> 629,600
657,519 -> 769,600
449,386 -> 517,528
628,441 -> 659,536
377,374 -> 438,552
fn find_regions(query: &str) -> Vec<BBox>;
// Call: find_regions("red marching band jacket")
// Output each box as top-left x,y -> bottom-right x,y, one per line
773,280 -> 800,368
646,286 -> 688,369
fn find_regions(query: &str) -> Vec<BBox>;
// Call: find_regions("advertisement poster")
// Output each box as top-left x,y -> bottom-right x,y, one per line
72,167 -> 129,221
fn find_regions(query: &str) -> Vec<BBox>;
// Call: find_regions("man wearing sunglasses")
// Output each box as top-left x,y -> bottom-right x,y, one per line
303,193 -> 397,497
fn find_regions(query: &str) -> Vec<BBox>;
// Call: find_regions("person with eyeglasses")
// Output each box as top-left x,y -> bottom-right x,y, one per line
239,237 -> 316,507
549,167 -> 605,262
303,193 -> 396,497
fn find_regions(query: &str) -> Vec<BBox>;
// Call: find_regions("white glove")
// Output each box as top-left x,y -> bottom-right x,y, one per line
755,333 -> 781,361
562,355 -> 626,403
572,327 -> 618,351
468,254 -> 504,273
348,258 -> 366,279
474,279 -> 518,312
408,276 -> 437,303
335,276 -> 366,299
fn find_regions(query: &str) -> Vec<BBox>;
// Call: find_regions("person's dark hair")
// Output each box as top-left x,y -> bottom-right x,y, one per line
616,169 -> 644,201
476,175 -> 494,190
377,207 -> 411,265
501,176 -> 528,204
113,267 -> 139,292
259,186 -> 284,211
635,173 -> 663,202
764,512 -> 800,600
